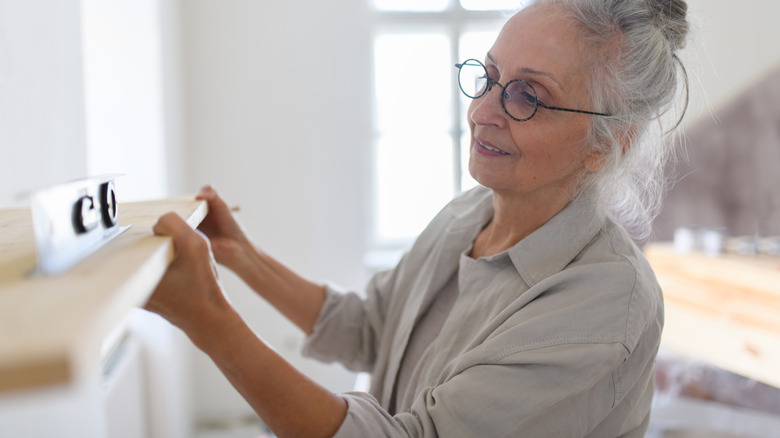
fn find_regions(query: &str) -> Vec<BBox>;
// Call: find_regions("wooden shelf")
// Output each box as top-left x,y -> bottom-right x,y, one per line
645,243 -> 780,389
0,197 -> 207,393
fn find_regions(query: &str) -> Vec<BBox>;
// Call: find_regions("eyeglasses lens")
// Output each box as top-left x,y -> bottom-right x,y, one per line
503,80 -> 538,121
458,60 -> 488,98
458,60 -> 539,121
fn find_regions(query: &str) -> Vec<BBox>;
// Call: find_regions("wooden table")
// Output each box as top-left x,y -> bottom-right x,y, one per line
645,243 -> 780,389
0,197 -> 206,393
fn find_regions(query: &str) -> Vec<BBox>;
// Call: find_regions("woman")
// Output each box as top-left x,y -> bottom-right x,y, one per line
146,0 -> 690,436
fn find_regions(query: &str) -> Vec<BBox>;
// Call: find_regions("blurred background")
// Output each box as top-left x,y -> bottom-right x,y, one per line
1,0 -> 779,437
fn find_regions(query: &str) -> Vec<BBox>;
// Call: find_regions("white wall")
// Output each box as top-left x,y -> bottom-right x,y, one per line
0,0 -> 87,208
81,0 -> 167,200
0,0 -> 184,207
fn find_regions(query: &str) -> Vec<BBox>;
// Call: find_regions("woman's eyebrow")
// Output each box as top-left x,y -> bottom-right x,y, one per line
486,52 -> 565,92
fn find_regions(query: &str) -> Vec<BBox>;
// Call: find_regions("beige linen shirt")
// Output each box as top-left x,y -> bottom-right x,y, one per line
303,186 -> 663,437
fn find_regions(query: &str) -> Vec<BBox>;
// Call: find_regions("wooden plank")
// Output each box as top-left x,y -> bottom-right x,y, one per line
645,244 -> 780,299
0,197 -> 207,393
645,243 -> 780,389
662,300 -> 780,389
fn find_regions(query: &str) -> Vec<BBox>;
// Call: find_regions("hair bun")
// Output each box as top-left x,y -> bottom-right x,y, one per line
647,0 -> 689,50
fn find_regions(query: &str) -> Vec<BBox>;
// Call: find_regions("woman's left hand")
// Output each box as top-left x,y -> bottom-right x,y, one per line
144,213 -> 348,438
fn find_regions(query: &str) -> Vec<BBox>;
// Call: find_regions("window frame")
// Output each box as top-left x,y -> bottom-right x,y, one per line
367,3 -> 515,260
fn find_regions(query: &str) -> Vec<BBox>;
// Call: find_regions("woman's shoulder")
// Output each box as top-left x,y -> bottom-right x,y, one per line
563,220 -> 663,344
579,219 -> 658,288
494,218 -> 661,349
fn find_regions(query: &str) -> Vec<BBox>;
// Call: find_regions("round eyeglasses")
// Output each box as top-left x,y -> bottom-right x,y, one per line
455,58 -> 611,122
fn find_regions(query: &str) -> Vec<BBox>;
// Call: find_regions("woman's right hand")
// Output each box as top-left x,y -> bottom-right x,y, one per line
195,185 -> 252,270
196,185 -> 327,335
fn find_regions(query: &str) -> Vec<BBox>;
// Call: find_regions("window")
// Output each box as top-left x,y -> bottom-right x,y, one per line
369,1 -> 517,255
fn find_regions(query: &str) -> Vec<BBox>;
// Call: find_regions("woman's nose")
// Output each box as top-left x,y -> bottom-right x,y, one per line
468,85 -> 507,128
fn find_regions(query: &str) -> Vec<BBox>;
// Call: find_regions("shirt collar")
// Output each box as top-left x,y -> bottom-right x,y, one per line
508,189 -> 605,287
448,186 -> 606,288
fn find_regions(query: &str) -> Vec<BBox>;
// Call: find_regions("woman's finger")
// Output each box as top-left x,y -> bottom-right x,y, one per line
196,185 -> 216,202
153,212 -> 211,255
153,212 -> 189,237
197,185 -> 232,216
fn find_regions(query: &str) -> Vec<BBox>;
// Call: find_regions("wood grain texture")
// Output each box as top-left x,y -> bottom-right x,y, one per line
645,243 -> 780,389
0,197 -> 207,393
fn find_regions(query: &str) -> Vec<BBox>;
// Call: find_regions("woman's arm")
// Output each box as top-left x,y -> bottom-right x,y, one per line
145,212 -> 347,437
229,243 -> 327,335
195,186 -> 325,334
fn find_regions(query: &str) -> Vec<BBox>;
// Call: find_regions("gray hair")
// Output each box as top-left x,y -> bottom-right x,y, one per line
531,0 -> 690,241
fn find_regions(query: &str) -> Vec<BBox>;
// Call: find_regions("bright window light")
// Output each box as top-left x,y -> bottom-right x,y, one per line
460,0 -> 522,11
369,6 -> 517,252
372,0 -> 449,12
376,133 -> 454,241
458,31 -> 501,65
373,32 -> 453,242
374,33 -> 451,134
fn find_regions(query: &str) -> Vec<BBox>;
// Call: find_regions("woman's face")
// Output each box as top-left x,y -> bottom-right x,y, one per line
467,4 -> 601,201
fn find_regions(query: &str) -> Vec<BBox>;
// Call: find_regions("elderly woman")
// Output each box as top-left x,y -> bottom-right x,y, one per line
146,0 -> 690,436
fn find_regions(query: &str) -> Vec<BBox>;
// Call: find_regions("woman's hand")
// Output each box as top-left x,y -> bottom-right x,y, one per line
196,185 -> 252,270
144,211 -> 233,337
145,212 -> 347,438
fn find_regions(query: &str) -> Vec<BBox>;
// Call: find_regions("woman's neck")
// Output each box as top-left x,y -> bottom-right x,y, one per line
470,189 -> 573,259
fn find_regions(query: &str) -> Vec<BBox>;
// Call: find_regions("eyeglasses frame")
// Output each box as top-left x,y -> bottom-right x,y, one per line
455,58 -> 611,122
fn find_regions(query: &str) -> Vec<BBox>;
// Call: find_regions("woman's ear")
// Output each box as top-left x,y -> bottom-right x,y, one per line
619,125 -> 638,156
584,150 -> 605,172
584,124 -> 638,172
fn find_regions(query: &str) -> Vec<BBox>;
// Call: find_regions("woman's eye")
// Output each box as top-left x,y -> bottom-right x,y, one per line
508,87 -> 537,107
505,80 -> 537,106
518,91 -> 537,106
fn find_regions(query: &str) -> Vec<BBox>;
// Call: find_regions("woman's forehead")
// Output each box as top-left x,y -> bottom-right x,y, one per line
490,4 -> 592,90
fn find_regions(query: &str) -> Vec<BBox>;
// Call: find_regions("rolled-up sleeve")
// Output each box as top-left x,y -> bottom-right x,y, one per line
302,283 -> 377,372
303,257 -> 404,372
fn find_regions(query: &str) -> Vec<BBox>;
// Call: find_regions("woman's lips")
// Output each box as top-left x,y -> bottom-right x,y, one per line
475,138 -> 509,156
